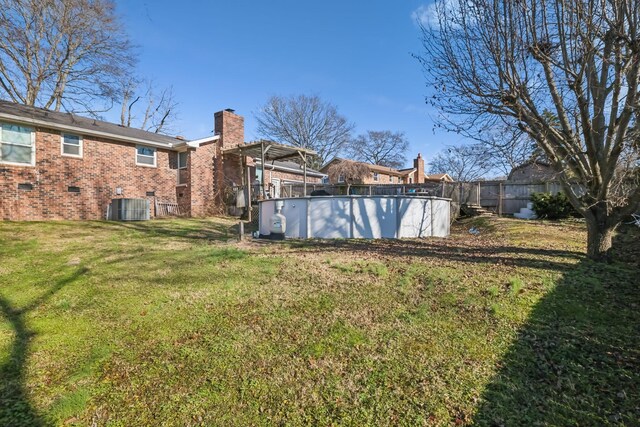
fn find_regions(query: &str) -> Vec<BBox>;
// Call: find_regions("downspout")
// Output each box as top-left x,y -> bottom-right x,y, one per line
260,141 -> 266,198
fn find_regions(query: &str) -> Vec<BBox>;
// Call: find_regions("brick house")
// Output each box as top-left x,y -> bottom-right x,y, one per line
507,160 -> 558,182
0,101 -> 320,221
321,154 -> 430,185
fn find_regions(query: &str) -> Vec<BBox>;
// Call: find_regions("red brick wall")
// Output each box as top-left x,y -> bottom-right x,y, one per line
189,142 -> 218,217
176,151 -> 191,214
0,126 -> 180,221
360,172 -> 401,185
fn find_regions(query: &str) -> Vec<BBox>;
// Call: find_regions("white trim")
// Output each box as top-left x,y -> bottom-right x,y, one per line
0,111 -> 179,150
135,145 -> 157,167
254,160 -> 326,178
0,122 -> 36,167
0,160 -> 35,167
184,135 -> 220,148
61,133 -> 83,158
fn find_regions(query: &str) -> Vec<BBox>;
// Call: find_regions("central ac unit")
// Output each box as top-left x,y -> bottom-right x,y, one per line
109,198 -> 150,221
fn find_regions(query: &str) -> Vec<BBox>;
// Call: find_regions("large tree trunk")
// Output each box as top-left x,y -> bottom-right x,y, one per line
584,211 -> 617,262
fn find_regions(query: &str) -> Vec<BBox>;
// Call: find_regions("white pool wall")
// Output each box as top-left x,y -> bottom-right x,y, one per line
259,196 -> 450,239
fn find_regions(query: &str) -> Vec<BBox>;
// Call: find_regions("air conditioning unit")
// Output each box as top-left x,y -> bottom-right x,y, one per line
109,198 -> 150,221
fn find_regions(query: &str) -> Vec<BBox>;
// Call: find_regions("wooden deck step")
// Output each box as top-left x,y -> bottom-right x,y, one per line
461,204 -> 495,217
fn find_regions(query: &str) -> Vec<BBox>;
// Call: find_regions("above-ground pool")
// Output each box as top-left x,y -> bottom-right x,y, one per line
259,195 -> 451,239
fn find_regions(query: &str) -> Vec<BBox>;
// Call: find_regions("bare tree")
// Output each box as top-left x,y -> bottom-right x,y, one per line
0,0 -> 134,114
255,95 -> 355,168
326,159 -> 371,194
467,125 -> 542,175
429,145 -> 495,181
416,0 -> 640,261
346,130 -> 409,169
120,78 -> 179,135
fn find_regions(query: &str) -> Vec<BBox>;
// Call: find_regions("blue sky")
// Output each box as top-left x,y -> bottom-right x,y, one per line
111,0 -> 466,168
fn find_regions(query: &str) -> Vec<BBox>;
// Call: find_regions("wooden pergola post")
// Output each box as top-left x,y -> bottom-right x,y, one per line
246,162 -> 252,222
260,141 -> 266,198
303,152 -> 307,196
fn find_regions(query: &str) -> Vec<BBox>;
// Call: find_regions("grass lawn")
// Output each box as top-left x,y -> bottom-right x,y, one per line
1,216 -> 638,426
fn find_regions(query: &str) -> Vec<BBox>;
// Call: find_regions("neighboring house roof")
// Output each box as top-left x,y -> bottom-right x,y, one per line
0,100 -> 216,149
509,159 -> 552,172
508,160 -> 556,181
321,157 -> 412,177
425,173 -> 454,182
319,157 -> 344,172
367,163 -> 407,176
255,158 -> 326,178
397,168 -> 417,177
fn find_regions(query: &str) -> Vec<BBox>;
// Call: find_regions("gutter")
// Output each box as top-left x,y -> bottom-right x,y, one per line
255,161 -> 326,177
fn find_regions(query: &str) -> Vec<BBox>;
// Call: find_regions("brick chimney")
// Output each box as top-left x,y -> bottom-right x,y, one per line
209,109 -> 245,215
214,109 -> 244,149
414,153 -> 425,183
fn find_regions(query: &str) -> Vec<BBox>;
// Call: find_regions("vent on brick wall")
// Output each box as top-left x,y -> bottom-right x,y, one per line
18,183 -> 33,191
146,191 -> 155,196
68,186 -> 81,193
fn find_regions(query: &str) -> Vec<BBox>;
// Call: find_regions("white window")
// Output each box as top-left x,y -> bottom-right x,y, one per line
0,123 -> 35,166
373,172 -> 379,182
61,133 -> 82,157
136,145 -> 156,167
178,151 -> 188,169
338,174 -> 345,183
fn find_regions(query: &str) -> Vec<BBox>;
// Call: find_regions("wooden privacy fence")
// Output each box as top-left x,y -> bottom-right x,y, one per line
472,181 -> 565,215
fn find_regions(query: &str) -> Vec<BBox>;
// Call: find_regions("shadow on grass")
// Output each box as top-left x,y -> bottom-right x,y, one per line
103,218 -> 239,242
0,267 -> 88,426
276,238 -> 583,272
472,236 -> 640,425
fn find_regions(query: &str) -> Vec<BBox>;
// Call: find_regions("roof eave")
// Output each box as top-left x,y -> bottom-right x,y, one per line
172,135 -> 221,149
255,159 -> 326,177
0,111 -> 179,149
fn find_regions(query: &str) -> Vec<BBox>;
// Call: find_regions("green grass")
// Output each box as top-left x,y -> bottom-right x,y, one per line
0,217 -> 638,426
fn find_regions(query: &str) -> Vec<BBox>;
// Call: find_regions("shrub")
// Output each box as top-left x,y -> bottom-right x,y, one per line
530,192 -> 579,220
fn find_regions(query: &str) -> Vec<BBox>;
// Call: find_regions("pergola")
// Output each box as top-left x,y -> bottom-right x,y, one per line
222,141 -> 319,217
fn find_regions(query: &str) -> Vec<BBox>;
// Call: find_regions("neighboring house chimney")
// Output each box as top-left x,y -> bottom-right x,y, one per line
214,109 -> 244,149
414,153 -> 425,183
